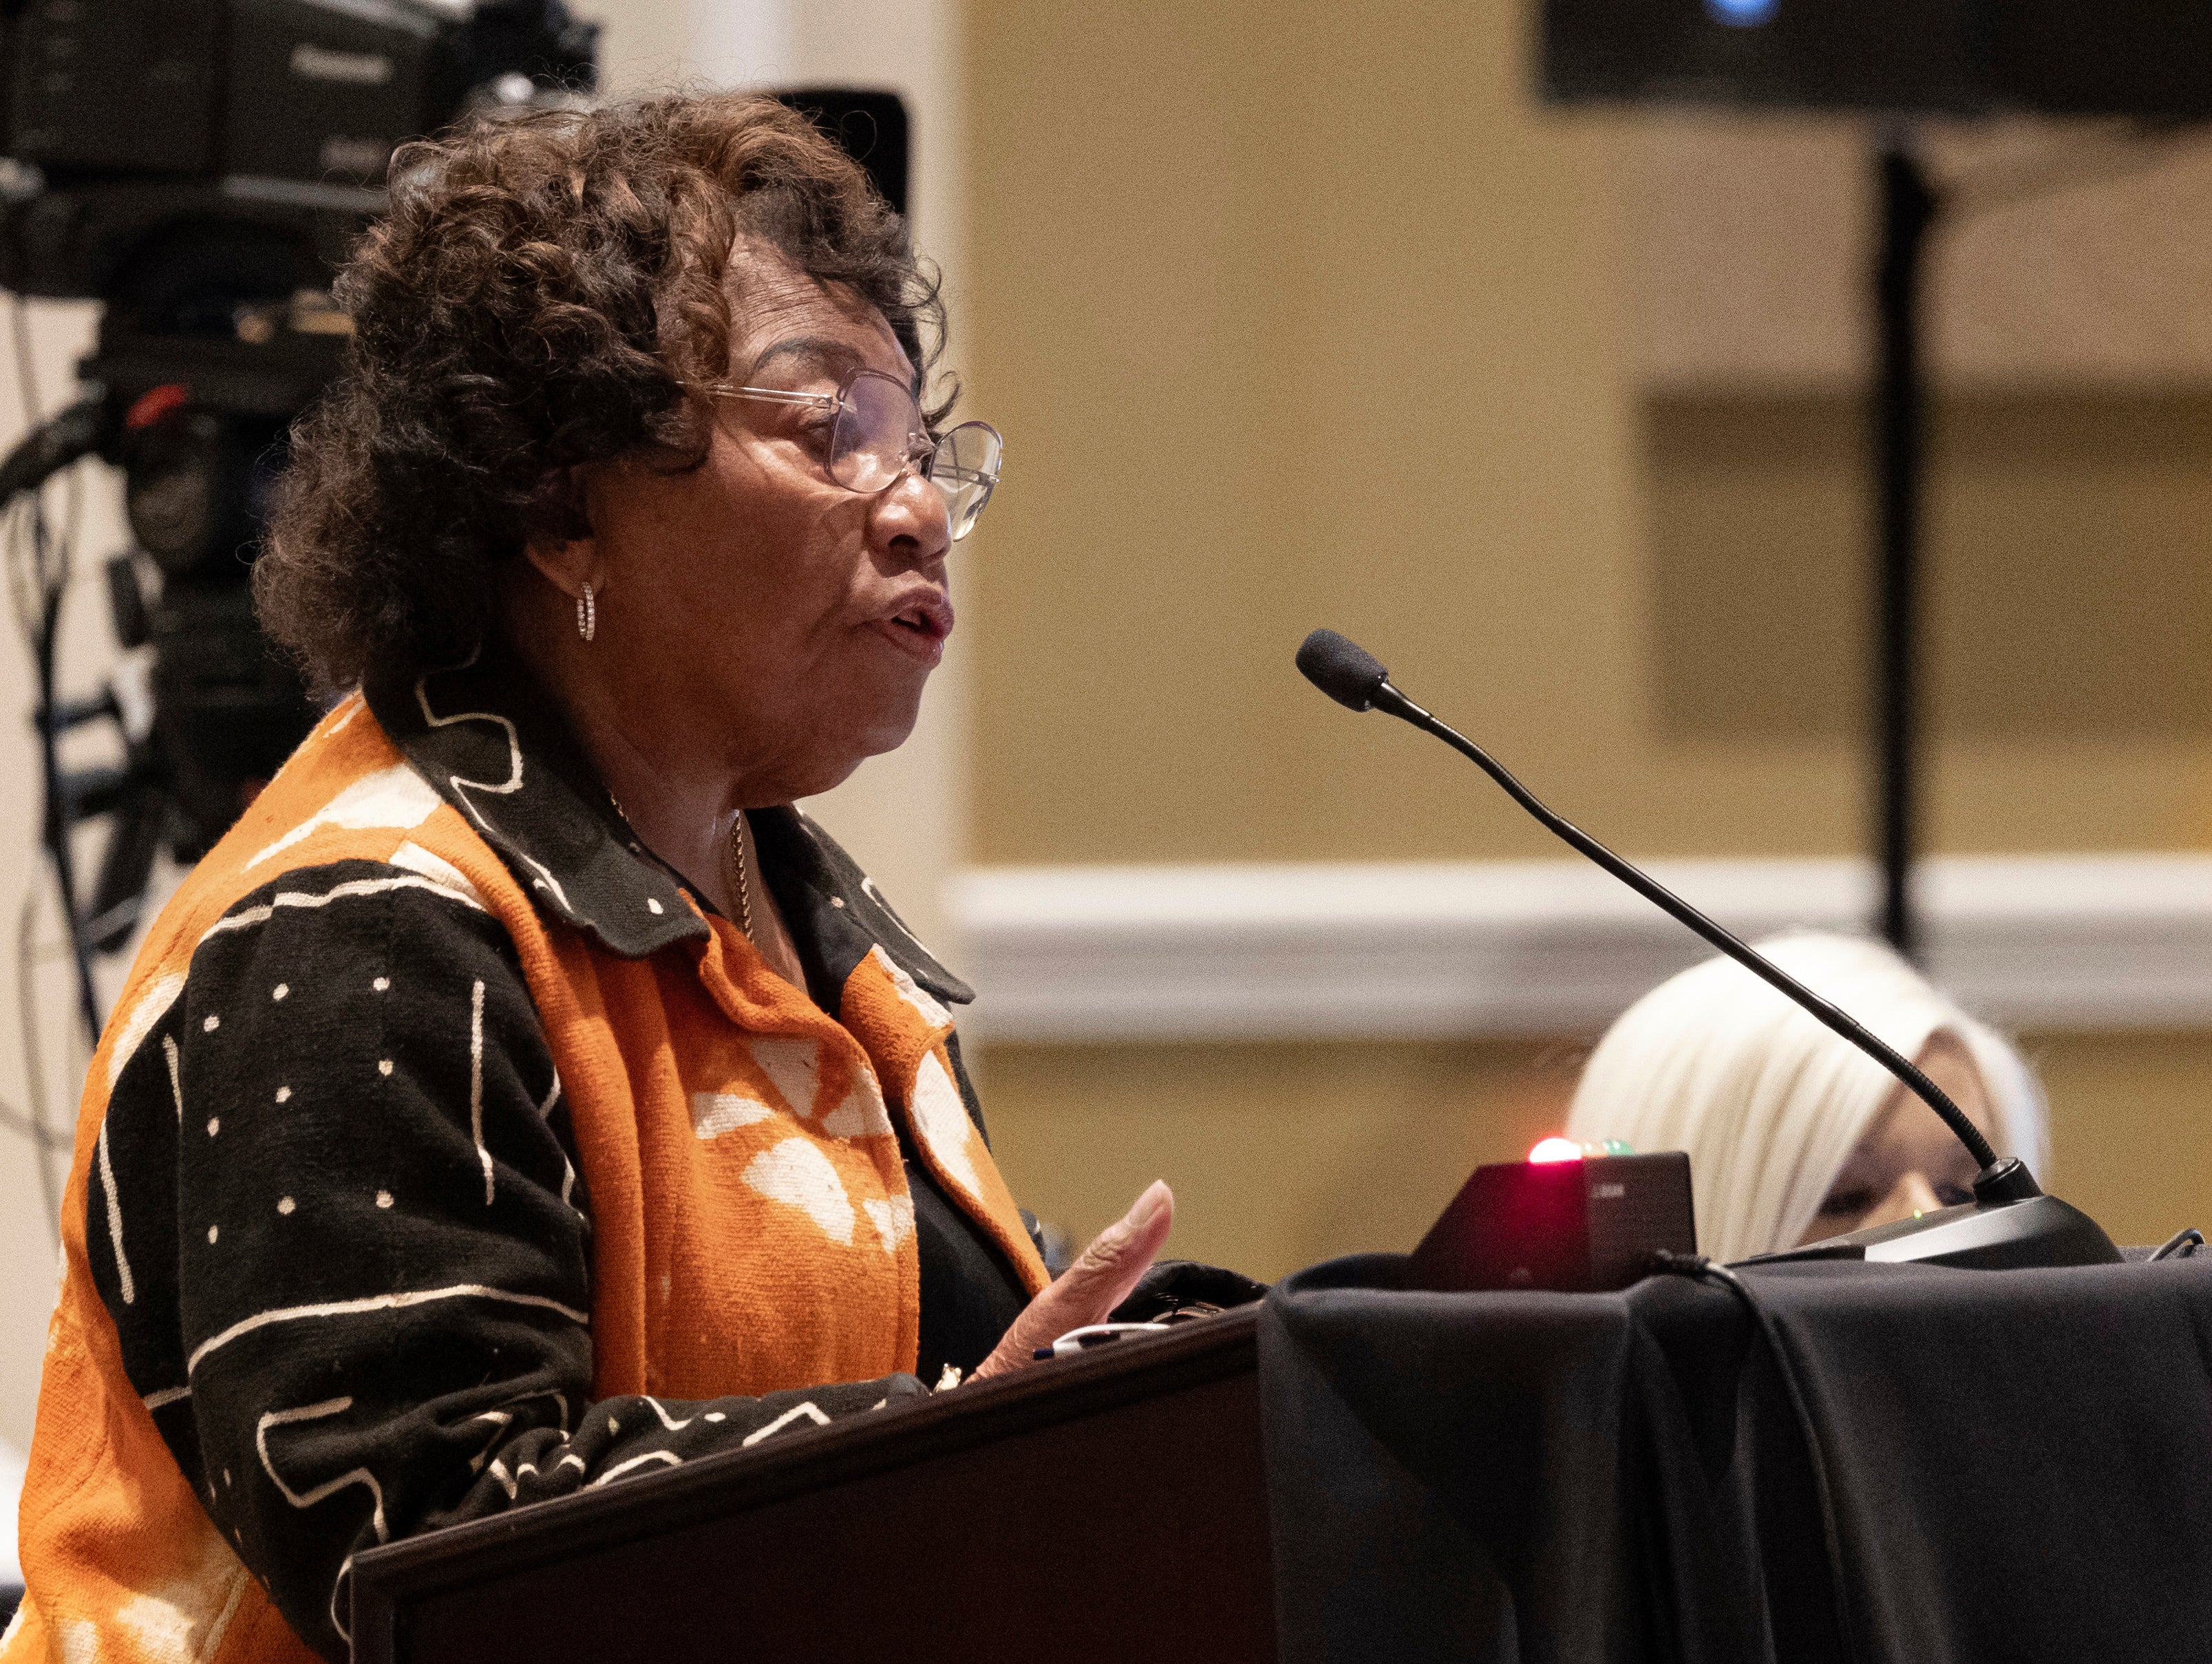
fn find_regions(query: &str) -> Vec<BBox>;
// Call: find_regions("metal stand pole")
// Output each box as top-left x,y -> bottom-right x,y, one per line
1873,142 -> 1938,960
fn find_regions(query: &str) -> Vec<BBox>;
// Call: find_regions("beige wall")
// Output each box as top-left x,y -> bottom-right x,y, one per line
958,0 -> 2212,1271
963,0 -> 2212,868
966,0 -> 1648,869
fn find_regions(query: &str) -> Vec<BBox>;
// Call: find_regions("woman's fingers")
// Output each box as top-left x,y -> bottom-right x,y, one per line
970,1180 -> 1174,1379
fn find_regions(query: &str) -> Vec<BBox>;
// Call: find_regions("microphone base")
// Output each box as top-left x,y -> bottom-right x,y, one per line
1743,1191 -> 2123,1272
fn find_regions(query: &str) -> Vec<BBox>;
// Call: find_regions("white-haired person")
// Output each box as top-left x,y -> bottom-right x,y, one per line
1566,932 -> 2051,1263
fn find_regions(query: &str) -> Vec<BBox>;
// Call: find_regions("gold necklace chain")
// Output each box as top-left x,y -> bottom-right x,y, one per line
606,790 -> 752,941
726,811 -> 754,941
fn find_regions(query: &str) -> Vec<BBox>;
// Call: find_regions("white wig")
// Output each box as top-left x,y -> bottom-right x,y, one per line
1565,932 -> 2050,1263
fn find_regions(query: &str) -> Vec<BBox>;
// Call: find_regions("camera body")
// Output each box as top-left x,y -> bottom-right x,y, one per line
0,0 -> 596,900
1,0 -> 598,299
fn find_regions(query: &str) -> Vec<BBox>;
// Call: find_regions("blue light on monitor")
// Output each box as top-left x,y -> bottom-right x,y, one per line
1705,0 -> 1777,24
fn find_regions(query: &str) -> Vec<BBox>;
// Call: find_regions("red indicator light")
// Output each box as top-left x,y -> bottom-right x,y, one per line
1527,1135 -> 1584,1164
125,383 -> 191,431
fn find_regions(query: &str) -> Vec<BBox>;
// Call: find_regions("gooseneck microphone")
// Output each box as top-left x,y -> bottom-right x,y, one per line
1297,628 -> 2120,1268
1297,629 -> 2000,1175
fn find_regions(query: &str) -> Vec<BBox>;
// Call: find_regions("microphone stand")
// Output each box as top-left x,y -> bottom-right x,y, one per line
1873,138 -> 1939,963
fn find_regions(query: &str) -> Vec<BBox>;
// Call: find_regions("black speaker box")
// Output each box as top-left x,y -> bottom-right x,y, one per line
1542,0 -> 2212,120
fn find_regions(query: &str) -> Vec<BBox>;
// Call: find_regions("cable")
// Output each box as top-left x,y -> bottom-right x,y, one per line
41,591 -> 103,1043
17,890 -> 62,1241
0,1098 -> 63,1151
6,292 -> 82,583
1650,1250 -> 1860,1664
8,306 -> 66,1244
5,297 -> 105,1045
2150,1228 -> 2203,1262
9,293 -> 40,431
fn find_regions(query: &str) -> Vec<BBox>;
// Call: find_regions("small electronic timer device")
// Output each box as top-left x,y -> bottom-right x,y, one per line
1410,1144 -> 1697,1294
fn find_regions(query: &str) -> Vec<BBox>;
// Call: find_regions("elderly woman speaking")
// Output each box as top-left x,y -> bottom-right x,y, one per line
7,95 -> 1176,1664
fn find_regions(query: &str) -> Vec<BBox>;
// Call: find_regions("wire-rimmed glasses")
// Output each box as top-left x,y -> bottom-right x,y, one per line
683,366 -> 1003,542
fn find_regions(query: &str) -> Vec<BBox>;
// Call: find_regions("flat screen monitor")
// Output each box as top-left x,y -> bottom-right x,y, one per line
1540,0 -> 2212,120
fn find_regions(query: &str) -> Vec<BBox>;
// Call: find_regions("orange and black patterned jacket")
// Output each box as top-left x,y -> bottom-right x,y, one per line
3,648 -> 1048,1663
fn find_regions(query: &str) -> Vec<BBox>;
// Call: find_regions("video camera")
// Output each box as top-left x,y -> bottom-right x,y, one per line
0,0 -> 595,1024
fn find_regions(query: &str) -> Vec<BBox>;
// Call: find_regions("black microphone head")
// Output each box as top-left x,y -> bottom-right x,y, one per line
1297,628 -> 1391,712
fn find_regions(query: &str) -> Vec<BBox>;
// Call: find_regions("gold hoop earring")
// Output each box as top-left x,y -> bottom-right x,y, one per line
577,581 -> 596,642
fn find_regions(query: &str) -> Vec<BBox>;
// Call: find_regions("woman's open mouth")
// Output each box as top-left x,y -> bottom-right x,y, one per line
869,599 -> 953,664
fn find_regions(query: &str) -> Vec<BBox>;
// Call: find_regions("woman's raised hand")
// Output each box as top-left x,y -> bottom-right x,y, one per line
971,1181 -> 1175,1380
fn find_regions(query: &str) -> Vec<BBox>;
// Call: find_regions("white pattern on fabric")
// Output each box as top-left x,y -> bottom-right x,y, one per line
329,1555 -> 359,1646
106,969 -> 187,1093
465,1409 -> 513,1473
747,1036 -> 823,1118
469,978 -> 494,1205
539,1069 -> 579,1207
163,1033 -> 182,1121
591,1450 -> 681,1486
821,1071 -> 893,1139
741,1401 -> 831,1447
908,1049 -> 983,1199
866,944 -> 950,1031
389,840 -> 489,908
244,762 -> 443,870
114,1526 -> 251,1663
96,1118 -> 134,1305
863,1193 -> 916,1254
741,1139 -> 857,1245
200,872 -> 486,945
489,1450 -> 585,1500
256,1394 -> 390,1639
141,1383 -> 191,1411
414,669 -> 575,911
689,1089 -> 774,1140
187,1283 -> 590,1376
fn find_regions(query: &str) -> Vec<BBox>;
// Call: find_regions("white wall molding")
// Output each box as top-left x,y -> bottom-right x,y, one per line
947,853 -> 2212,1042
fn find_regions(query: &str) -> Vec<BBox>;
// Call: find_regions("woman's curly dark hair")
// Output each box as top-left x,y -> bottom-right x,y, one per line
256,92 -> 946,694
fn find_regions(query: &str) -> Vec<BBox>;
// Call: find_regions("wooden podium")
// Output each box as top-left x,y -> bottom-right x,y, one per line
349,1309 -> 1273,1664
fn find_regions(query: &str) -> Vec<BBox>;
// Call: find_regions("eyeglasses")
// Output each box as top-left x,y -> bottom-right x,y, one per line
683,366 -> 1003,542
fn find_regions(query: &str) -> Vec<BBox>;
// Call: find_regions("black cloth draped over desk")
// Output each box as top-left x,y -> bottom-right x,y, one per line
1257,1252 -> 2212,1664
